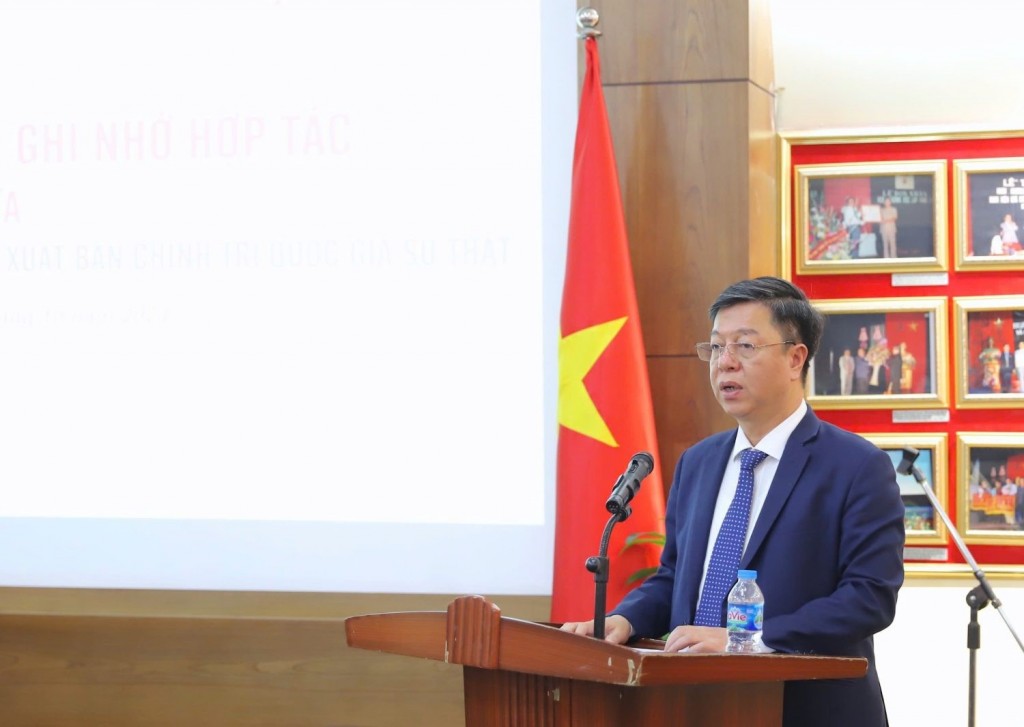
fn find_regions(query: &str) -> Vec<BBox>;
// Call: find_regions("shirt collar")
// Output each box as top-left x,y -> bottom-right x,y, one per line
731,400 -> 808,463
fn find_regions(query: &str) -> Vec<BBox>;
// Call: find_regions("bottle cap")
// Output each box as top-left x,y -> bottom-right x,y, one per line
737,569 -> 757,580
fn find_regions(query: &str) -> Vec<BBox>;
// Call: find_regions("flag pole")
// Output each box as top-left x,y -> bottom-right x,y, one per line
551,3 -> 666,625
572,5 -> 621,641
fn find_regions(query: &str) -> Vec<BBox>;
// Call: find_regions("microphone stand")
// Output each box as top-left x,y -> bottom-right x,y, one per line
585,507 -> 630,640
965,585 -> 989,727
898,448 -> 1024,727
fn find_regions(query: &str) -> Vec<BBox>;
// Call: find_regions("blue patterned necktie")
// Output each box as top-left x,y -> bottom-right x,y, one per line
694,447 -> 768,627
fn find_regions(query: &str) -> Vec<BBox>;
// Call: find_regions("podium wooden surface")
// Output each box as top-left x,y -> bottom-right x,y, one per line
345,595 -> 867,727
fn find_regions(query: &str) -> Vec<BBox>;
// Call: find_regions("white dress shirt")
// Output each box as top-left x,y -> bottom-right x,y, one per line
697,400 -> 808,601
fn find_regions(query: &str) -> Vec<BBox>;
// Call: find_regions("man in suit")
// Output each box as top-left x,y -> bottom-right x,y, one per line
562,277 -> 905,727
888,344 -> 903,394
1000,343 -> 1015,393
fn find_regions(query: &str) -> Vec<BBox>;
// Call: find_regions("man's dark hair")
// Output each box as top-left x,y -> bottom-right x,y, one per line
708,276 -> 824,379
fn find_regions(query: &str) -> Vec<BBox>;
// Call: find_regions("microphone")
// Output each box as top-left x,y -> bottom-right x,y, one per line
896,446 -> 925,483
605,452 -> 654,515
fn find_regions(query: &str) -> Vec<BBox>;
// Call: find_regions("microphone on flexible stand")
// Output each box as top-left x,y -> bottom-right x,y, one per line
587,451 -> 655,640
605,451 -> 654,516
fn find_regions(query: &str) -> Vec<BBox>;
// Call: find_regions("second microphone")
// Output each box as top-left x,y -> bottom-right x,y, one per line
606,452 -> 655,515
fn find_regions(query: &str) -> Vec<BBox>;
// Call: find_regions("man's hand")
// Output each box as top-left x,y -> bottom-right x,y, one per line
559,614 -> 633,644
663,625 -> 727,653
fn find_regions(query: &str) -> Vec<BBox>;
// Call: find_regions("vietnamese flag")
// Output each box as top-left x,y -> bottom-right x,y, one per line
551,37 -> 666,623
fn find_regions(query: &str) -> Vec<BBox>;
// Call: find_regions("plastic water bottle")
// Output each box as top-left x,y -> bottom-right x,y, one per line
726,569 -> 764,653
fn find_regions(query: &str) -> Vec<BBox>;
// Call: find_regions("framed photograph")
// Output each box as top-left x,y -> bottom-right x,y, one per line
794,160 -> 948,275
957,433 -> 1024,544
807,297 -> 949,410
953,295 -> 1024,409
861,433 -> 948,548
954,158 -> 1024,271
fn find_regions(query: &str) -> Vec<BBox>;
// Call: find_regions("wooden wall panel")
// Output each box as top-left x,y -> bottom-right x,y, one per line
0,613 -> 463,727
0,589 -> 550,727
748,83 -> 778,278
593,0 -> 773,87
748,0 -> 775,90
606,81 -> 753,357
595,0 -> 751,84
648,357 -> 736,477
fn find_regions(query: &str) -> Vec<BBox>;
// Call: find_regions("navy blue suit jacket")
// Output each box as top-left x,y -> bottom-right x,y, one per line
612,408 -> 905,727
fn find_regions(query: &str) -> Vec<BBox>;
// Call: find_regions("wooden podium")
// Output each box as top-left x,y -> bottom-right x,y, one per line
345,595 -> 867,727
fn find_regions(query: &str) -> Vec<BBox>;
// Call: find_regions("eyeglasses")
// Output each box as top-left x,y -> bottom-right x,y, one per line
695,341 -> 796,362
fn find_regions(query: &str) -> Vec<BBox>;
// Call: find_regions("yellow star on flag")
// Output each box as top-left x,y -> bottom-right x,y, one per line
557,316 -> 627,447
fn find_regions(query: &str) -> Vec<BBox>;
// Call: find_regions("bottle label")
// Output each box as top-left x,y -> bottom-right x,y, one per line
726,602 -> 763,633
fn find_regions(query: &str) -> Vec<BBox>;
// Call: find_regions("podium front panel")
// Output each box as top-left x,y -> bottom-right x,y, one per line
463,667 -> 783,727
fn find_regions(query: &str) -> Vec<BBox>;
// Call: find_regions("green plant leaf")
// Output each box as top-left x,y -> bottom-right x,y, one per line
621,527 -> 666,584
625,566 -> 658,585
621,531 -> 666,551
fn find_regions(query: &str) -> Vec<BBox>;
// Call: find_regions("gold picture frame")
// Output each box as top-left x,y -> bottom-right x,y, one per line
954,157 -> 1024,271
953,295 -> 1024,409
794,160 -> 949,275
860,433 -> 949,548
957,433 -> 1024,545
807,297 -> 949,410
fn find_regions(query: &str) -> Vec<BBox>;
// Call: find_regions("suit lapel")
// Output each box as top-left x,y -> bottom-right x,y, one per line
680,432 -> 735,620
741,409 -> 820,567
